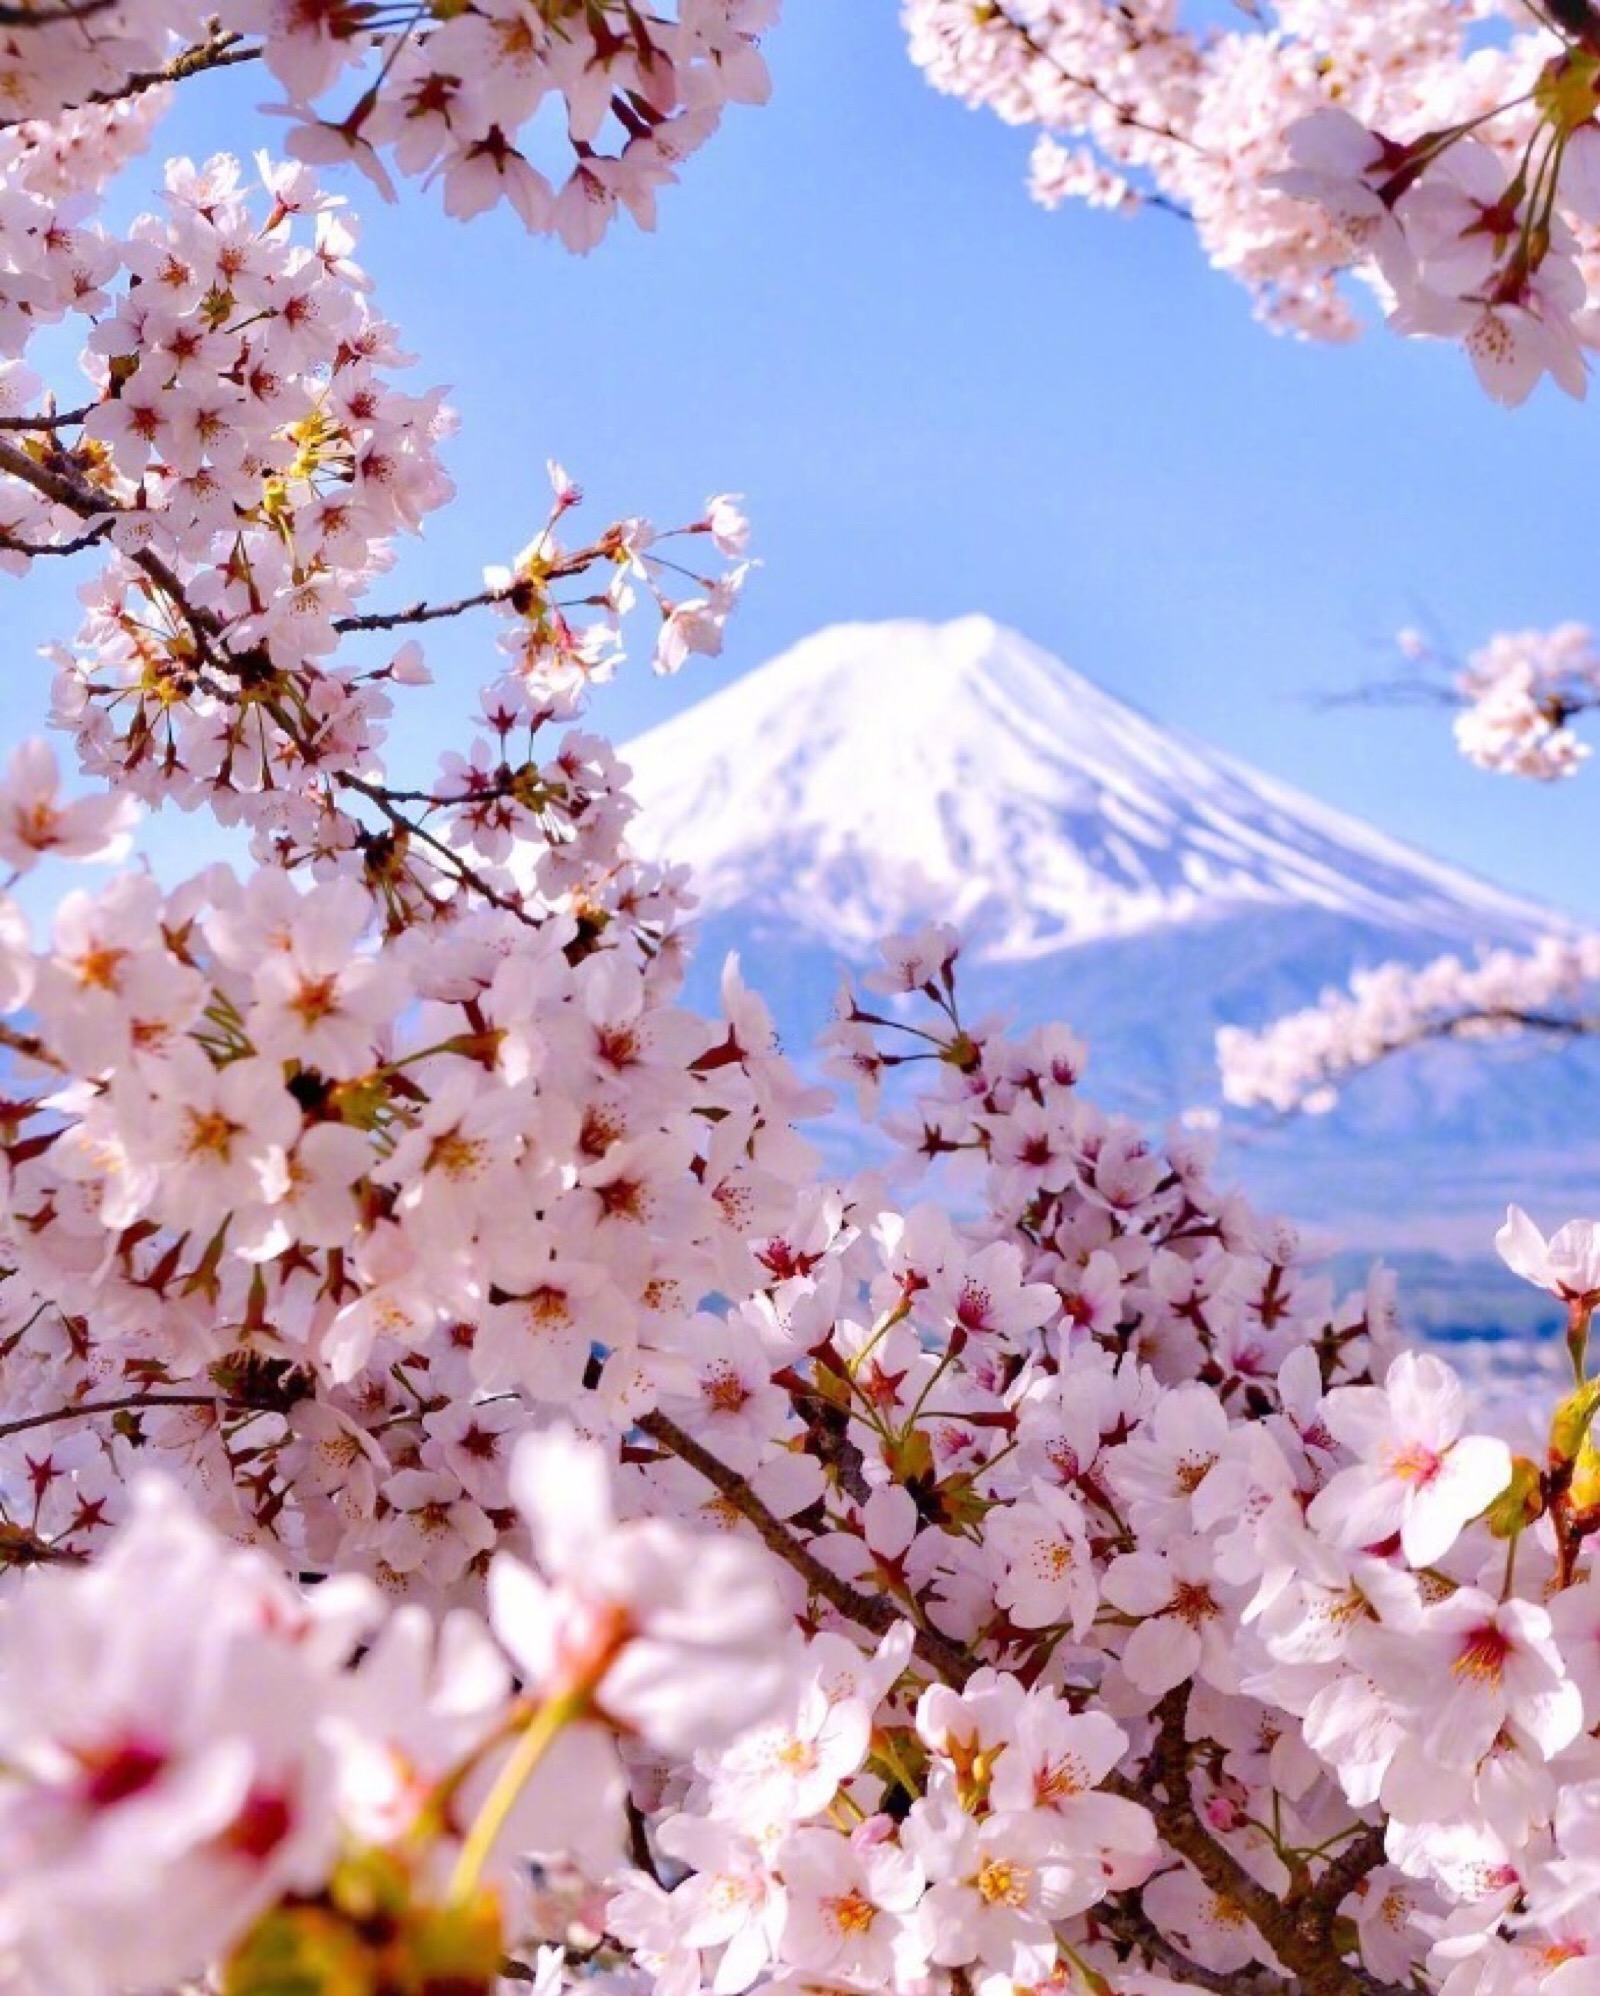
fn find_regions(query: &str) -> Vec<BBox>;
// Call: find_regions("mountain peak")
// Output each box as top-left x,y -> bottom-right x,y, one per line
621,617 -> 1554,961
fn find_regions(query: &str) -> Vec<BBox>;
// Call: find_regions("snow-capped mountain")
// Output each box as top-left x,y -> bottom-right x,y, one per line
625,616 -> 1559,960
622,615 -> 1599,1268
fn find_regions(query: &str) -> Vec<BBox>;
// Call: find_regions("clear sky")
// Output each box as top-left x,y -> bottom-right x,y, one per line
14,2 -> 1600,921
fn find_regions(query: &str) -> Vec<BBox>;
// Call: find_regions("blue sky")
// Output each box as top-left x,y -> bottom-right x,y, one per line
14,1 -> 1600,920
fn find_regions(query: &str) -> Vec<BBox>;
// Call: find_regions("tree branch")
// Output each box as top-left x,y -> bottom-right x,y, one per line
1302,1823 -> 1389,1920
333,584 -> 511,634
0,1392 -> 240,1442
0,22 -> 259,127
0,519 -> 114,558
0,1020 -> 66,1072
0,405 -> 93,432
1096,1891 -> 1296,1994
0,0 -> 115,26
87,24 -> 257,105
1114,1688 -> 1411,1996
0,436 -> 219,662
637,1407 -> 977,1688
983,0 -> 1206,155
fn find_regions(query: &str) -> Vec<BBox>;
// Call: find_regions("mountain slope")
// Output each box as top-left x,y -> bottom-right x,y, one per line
621,615 -> 1598,1262
623,614 -> 1557,961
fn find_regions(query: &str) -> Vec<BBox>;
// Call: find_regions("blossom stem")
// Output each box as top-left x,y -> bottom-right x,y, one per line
1568,1298 -> 1592,1384
447,1690 -> 584,1904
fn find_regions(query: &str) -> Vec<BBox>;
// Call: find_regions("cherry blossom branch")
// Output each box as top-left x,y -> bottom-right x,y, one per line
0,520 -> 113,558
68,23 -> 259,118
637,1408 -> 978,1688
1328,625 -> 1600,779
1127,1688 -> 1408,1996
0,405 -> 93,432
1,442 -> 558,925
1212,962 -> 1596,1117
0,1392 -> 244,1442
0,1020 -> 66,1071
1095,1892 -> 1297,1995
0,437 -> 220,665
330,770 -> 544,924
1364,1007 -> 1600,1052
1300,1822 -> 1389,1923
331,534 -> 647,635
332,586 -> 512,635
980,0 -> 1206,154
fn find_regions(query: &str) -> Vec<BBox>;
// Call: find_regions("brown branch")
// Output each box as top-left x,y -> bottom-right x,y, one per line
1251,1008 -> 1600,1121
331,769 -> 539,924
0,436 -> 218,661
642,1422 -> 1399,1992
0,519 -> 113,558
0,436 -> 114,516
86,24 -> 257,105
1301,1823 -> 1389,1920
333,584 -> 511,634
0,405 -> 93,432
0,1021 -> 66,1072
637,1407 -> 977,1688
331,535 -> 618,637
0,1392 -> 237,1442
1409,1007 -> 1600,1042
0,0 -> 116,25
0,22 -> 258,127
1097,1891 -> 1296,1994
1116,1688 -> 1411,1996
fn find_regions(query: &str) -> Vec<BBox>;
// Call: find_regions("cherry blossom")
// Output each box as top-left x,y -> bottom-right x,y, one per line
1308,1351 -> 1513,1567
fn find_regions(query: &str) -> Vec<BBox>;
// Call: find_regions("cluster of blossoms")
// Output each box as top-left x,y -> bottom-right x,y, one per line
1,0 -> 774,244
1,132 -> 751,909
0,1429 -> 799,1995
1392,622 -> 1600,781
19,886 -> 1600,1994
903,0 -> 1600,401
1216,931 -> 1600,1113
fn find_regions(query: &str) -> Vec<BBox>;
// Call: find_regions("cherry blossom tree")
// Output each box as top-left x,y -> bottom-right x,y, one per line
903,0 -> 1600,403
5,7 -> 1600,1996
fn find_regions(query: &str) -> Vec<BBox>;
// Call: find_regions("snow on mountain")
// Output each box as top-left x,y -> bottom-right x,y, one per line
621,615 -> 1600,1272
622,614 -> 1557,962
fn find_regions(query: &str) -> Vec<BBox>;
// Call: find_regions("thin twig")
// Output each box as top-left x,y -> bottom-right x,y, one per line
0,436 -> 220,663
0,519 -> 113,558
0,1392 -> 236,1442
0,1021 -> 66,1072
333,585 -> 510,634
985,0 -> 1207,154
88,25 -> 257,104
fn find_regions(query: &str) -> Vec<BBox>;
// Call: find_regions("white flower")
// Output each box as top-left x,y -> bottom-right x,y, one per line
489,1428 -> 799,1755
1307,1351 -> 1511,1568
1497,1205 -> 1600,1307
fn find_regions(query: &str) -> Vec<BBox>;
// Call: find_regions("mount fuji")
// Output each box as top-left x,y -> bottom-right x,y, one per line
620,615 -> 1600,1291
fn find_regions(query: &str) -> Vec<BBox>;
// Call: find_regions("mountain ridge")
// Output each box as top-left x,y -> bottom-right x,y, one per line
622,614 -> 1563,962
